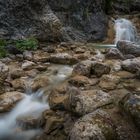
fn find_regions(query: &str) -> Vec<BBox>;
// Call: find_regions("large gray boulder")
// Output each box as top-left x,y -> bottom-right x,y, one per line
0,0 -> 108,42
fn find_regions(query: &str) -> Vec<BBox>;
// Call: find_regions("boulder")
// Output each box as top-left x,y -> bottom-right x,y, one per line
21,60 -> 36,70
120,94 -> 140,130
105,48 -> 124,60
121,57 -> 140,73
69,110 -> 117,140
72,60 -> 94,77
49,53 -> 78,65
68,75 -> 98,88
23,51 -> 33,61
33,51 -> 49,62
91,62 -> 111,77
49,83 -> 79,110
31,75 -> 49,91
0,91 -> 24,112
68,90 -> 112,116
99,74 -> 120,91
117,41 -> 140,57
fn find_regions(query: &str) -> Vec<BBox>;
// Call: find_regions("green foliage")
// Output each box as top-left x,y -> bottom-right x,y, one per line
15,38 -> 38,51
0,46 -> 7,58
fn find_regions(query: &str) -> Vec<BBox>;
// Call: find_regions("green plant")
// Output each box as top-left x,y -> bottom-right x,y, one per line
0,45 -> 7,58
15,38 -> 38,51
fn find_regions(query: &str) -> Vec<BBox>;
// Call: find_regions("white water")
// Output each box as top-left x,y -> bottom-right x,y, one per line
114,18 -> 138,44
0,65 -> 73,140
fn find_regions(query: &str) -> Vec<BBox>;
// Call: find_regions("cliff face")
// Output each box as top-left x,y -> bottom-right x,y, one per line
0,0 -> 139,42
0,0 -> 108,42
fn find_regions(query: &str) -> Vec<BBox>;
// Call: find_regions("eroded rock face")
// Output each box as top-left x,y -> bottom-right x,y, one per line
0,0 -> 108,42
69,110 -> 117,140
0,91 -> 24,112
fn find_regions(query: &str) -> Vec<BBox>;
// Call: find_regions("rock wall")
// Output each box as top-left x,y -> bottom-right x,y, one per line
0,0 -> 108,42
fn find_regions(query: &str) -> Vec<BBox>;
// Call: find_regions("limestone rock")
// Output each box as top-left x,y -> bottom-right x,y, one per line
117,41 -> 140,57
69,90 -> 112,115
91,62 -> 111,77
105,48 -> 124,59
99,74 -> 120,91
0,91 -> 24,112
69,110 -> 117,140
21,60 -> 36,70
72,60 -> 94,77
121,57 -> 140,73
120,94 -> 140,130
49,53 -> 78,65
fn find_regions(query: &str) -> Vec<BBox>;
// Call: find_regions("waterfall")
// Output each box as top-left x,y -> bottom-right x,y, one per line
114,18 -> 138,44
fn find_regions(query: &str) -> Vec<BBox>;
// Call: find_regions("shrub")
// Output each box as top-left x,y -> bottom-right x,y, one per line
15,38 -> 38,51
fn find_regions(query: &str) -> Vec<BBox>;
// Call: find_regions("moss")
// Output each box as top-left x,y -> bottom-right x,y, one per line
0,39 -> 7,58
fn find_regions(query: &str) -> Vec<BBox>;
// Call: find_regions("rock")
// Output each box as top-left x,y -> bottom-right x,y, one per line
121,57 -> 140,73
16,54 -> 23,61
91,62 -> 111,77
105,60 -> 122,72
11,78 -> 26,92
49,83 -> 79,110
10,68 -> 25,79
16,114 -> 42,130
117,41 -> 140,57
99,74 -> 120,91
111,0 -> 140,14
33,51 -> 49,62
122,79 -> 140,93
72,60 -> 93,77
49,53 -> 78,65
105,48 -> 124,59
23,51 -> 33,61
116,71 -> 135,79
69,110 -> 117,140
68,75 -> 98,88
31,75 -> 49,91
120,94 -> 140,130
38,110 -> 75,140
43,46 -> 56,53
68,90 -> 112,116
0,91 -> 24,112
21,60 -> 36,70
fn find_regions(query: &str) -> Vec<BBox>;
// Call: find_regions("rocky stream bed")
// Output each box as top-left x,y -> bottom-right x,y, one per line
0,40 -> 140,140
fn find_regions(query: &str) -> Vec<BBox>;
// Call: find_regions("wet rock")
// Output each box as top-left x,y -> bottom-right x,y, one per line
105,48 -> 124,59
99,74 -> 120,91
117,41 -> 140,57
120,94 -> 140,130
0,91 -> 24,112
49,53 -> 78,65
91,62 -> 111,77
31,75 -> 49,91
21,60 -> 36,70
69,110 -> 117,140
72,60 -> 94,77
69,90 -> 112,116
23,51 -> 33,61
121,57 -> 140,73
16,114 -> 42,130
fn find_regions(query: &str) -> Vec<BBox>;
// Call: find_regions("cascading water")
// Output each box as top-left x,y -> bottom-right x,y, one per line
114,18 -> 138,44
0,65 -> 73,140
